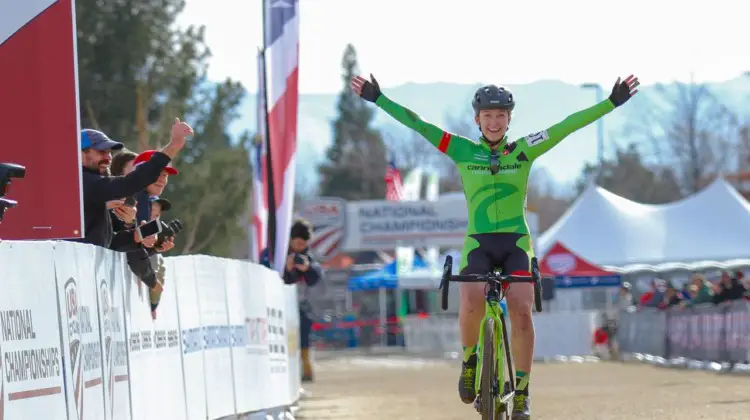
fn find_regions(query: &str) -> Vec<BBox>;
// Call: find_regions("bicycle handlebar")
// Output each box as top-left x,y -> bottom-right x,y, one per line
449,273 -> 533,283
439,255 -> 543,313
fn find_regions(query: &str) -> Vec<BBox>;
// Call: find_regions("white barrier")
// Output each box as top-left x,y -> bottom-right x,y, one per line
0,240 -> 300,420
403,311 -> 597,360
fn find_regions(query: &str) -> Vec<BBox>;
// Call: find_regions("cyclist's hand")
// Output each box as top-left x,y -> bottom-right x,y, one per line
608,75 -> 639,107
351,74 -> 382,103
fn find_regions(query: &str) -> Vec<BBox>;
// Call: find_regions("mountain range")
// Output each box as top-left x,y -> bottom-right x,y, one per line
226,76 -> 750,195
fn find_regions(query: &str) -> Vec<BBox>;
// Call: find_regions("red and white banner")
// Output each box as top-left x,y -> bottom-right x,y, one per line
263,0 -> 299,271
0,0 -> 83,240
250,49 -> 268,262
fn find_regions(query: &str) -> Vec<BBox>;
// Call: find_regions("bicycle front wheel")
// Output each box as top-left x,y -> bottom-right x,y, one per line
480,317 -> 496,420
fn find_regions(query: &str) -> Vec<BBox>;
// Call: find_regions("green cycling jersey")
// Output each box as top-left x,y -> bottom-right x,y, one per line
375,94 -> 614,245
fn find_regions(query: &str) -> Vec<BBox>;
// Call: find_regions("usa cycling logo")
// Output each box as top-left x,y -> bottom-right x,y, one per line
1,340 -> 4,420
295,197 -> 346,262
100,280 -> 115,420
64,278 -> 84,420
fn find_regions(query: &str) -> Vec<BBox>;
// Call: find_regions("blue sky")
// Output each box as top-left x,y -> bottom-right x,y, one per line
178,0 -> 750,94
175,0 -> 750,192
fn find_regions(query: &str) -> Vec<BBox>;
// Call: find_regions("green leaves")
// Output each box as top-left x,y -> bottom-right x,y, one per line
76,0 -> 251,257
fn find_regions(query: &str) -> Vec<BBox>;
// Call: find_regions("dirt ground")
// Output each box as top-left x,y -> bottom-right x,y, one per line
297,356 -> 750,420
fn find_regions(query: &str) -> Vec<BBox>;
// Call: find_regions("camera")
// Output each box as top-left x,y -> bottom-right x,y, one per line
0,162 -> 26,196
0,162 -> 26,223
293,253 -> 306,265
154,219 -> 184,248
0,198 -> 17,223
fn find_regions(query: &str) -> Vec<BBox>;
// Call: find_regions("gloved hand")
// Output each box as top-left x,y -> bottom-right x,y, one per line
609,75 -> 640,107
351,74 -> 382,103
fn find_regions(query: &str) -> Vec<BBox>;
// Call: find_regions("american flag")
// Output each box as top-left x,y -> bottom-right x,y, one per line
249,49 -> 267,262
385,159 -> 403,201
263,0 -> 299,271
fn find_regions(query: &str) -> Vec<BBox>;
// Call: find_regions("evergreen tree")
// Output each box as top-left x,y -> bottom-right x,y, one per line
318,44 -> 386,199
75,0 -> 251,256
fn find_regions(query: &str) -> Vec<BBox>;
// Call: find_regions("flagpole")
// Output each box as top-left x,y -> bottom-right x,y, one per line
261,0 -> 277,264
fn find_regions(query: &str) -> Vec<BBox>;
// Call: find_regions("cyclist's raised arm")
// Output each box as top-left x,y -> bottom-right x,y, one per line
522,75 -> 640,161
352,74 -> 471,161
376,94 -> 472,159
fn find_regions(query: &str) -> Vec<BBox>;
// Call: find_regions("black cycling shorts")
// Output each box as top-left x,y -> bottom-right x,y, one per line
459,233 -> 532,276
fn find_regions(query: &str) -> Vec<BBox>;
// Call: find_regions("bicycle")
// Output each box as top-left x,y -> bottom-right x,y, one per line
439,255 -> 543,420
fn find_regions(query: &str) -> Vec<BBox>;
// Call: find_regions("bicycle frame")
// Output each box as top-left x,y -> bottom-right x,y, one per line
474,280 -> 516,411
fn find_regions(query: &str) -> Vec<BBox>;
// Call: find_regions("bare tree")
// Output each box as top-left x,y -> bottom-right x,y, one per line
574,143 -> 682,205
625,81 -> 741,194
384,128 -> 463,193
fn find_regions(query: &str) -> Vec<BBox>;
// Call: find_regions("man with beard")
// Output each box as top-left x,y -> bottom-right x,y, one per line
72,118 -> 192,248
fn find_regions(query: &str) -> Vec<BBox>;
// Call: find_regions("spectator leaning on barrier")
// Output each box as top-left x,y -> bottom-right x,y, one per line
712,270 -> 746,304
659,282 -> 683,309
131,149 -> 179,225
147,197 -> 172,319
260,218 -> 323,383
109,149 -> 170,294
684,273 -> 714,307
71,124 -> 191,249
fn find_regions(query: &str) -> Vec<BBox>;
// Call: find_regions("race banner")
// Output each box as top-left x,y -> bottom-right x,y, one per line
342,198 -> 469,251
55,242 -> 106,420
171,256 -> 207,420
193,255 -> 235,420
93,247 -> 130,420
0,241 -> 67,420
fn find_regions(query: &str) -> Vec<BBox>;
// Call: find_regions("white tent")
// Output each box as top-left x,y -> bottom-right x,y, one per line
537,177 -> 750,268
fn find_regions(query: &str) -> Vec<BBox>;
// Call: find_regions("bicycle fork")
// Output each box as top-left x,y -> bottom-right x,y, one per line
474,301 -> 514,413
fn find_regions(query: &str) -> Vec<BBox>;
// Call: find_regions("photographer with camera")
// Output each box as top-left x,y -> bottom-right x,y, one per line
108,148 -> 183,302
146,197 -> 184,319
260,218 -> 323,383
72,119 -> 192,249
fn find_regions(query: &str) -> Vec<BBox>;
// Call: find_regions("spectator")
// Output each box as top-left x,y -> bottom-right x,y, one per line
148,197 -> 172,319
260,218 -> 323,383
639,278 -> 666,308
131,149 -> 179,224
712,270 -> 746,304
72,120 -> 192,249
615,282 -> 634,310
659,282 -> 683,309
109,151 -> 165,292
684,273 -> 713,306
110,150 -> 138,177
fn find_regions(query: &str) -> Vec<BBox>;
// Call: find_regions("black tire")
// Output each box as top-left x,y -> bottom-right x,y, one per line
440,256 -> 452,310
481,317 -> 496,420
533,277 -> 543,313
531,257 -> 543,313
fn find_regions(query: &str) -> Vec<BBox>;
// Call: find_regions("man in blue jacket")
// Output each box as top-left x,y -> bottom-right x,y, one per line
260,218 -> 323,382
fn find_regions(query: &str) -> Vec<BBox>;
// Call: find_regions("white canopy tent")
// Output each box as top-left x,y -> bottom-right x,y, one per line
537,177 -> 750,270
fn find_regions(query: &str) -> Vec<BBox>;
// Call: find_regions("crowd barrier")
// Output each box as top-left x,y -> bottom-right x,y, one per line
402,311 -> 597,360
618,301 -> 750,364
0,240 -> 300,420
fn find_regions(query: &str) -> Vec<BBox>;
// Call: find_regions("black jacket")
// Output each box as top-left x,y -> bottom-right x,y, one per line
70,152 -> 171,249
260,247 -> 323,314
